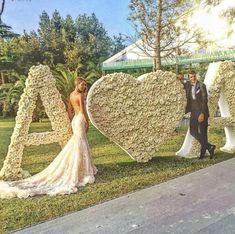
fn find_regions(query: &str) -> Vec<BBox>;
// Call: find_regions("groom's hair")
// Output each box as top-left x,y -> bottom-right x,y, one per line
188,70 -> 196,75
188,70 -> 197,79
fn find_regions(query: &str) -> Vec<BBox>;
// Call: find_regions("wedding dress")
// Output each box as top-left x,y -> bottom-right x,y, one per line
0,111 -> 97,199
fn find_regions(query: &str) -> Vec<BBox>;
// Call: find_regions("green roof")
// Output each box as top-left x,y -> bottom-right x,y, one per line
102,50 -> 235,71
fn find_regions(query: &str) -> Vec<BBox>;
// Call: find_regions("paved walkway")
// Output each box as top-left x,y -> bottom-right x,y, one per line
14,158 -> 235,234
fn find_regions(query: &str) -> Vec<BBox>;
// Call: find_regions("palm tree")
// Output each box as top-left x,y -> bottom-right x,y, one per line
53,63 -> 82,106
0,73 -> 26,117
0,83 -> 13,117
84,61 -> 101,85
53,62 -> 101,108
8,73 -> 26,108
8,73 -> 26,95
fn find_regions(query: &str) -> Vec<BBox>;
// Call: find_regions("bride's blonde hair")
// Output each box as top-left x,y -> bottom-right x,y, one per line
75,77 -> 87,93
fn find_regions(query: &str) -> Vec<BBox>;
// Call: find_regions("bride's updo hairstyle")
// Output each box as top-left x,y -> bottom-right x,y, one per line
75,76 -> 87,93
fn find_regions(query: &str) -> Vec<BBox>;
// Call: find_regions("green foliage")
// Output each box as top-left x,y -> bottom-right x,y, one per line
111,33 -> 127,55
0,32 -> 43,74
84,61 -> 102,84
0,22 -> 19,39
0,73 -> 26,117
37,11 -> 114,71
53,64 -> 81,106
75,13 -> 113,67
128,0 -> 204,70
38,10 -> 66,65
0,10 -> 126,117
0,9 -> 123,77
0,82 -> 13,117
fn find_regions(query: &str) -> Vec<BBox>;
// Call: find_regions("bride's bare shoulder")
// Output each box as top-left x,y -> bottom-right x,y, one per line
70,91 -> 83,102
69,92 -> 74,100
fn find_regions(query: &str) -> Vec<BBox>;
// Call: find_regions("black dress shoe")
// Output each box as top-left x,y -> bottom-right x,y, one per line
209,145 -> 216,159
199,154 -> 205,160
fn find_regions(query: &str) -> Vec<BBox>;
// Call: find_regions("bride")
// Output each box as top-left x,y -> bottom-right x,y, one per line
0,77 -> 97,199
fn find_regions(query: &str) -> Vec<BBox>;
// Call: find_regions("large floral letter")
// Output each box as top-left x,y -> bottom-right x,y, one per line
0,65 -> 72,180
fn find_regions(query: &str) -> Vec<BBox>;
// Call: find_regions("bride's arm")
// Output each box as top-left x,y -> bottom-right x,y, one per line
67,99 -> 74,121
79,92 -> 89,128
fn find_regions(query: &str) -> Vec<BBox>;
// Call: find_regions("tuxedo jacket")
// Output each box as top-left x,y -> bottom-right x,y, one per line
182,80 -> 209,117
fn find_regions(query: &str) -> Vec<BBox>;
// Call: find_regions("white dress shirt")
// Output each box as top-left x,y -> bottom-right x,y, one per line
191,83 -> 196,100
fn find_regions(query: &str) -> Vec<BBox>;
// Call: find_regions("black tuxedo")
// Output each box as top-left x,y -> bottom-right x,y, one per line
181,80 -> 212,157
183,80 -> 209,117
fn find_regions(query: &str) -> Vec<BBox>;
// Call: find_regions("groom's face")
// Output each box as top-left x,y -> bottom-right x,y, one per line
189,74 -> 197,84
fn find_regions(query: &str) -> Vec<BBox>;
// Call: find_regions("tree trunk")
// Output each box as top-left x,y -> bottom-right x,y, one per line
155,0 -> 162,71
0,0 -> 6,23
1,71 -> 5,84
2,100 -> 8,118
176,46 -> 180,73
153,55 -> 157,72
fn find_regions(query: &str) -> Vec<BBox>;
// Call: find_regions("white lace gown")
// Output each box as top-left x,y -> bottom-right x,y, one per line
0,112 -> 97,199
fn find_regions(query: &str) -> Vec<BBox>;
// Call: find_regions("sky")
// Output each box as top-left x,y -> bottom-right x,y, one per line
188,0 -> 235,49
1,0 -> 135,37
1,0 -> 235,49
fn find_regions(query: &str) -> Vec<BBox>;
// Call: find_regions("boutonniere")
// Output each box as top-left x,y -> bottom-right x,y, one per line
196,89 -> 201,94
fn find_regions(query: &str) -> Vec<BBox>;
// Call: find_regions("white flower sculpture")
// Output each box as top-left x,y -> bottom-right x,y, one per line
87,71 -> 186,162
208,61 -> 235,128
0,65 -> 72,180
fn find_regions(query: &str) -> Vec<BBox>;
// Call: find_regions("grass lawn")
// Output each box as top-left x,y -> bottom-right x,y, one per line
0,118 -> 234,233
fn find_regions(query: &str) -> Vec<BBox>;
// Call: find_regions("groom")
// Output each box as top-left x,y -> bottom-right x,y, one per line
177,71 -> 216,159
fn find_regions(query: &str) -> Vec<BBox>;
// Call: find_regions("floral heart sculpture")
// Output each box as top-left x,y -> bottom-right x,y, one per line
87,71 -> 186,162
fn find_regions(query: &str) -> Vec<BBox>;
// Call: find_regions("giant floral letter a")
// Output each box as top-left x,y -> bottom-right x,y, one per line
0,65 -> 72,180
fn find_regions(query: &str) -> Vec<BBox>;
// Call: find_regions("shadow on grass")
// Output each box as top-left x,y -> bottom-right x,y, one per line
94,153 -> 235,184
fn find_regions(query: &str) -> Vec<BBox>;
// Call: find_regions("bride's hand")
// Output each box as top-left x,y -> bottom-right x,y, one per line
85,121 -> 89,132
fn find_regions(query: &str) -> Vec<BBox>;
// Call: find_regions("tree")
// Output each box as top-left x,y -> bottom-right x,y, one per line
0,22 -> 18,39
63,42 -> 83,71
75,13 -> 112,65
62,15 -> 76,43
84,61 -> 101,84
63,16 -> 83,71
0,38 -> 18,85
128,0 -> 200,70
53,64 -> 82,106
38,11 -> 115,73
38,10 -> 51,47
0,32 -> 43,75
0,0 -> 19,85
0,9 -> 124,117
111,33 -> 127,55
38,10 -> 65,65
15,32 -> 43,73
192,0 -> 235,50
0,73 -> 26,117
0,0 -> 18,39
0,83 -> 13,117
0,0 -> 5,23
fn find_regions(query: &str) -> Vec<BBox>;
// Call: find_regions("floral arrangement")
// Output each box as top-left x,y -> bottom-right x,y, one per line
208,61 -> 235,128
87,71 -> 186,162
0,65 -> 72,180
